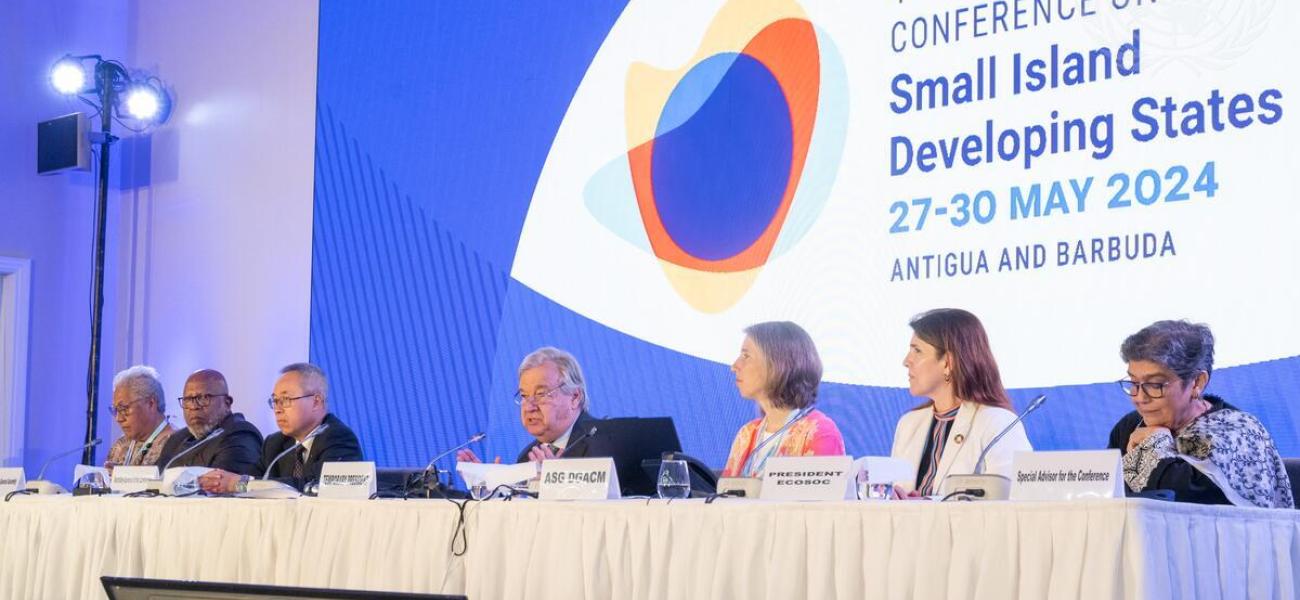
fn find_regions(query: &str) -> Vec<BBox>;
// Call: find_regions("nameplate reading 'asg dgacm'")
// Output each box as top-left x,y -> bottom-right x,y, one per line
760,456 -> 855,501
539,457 -> 620,500
1009,450 -> 1123,501
318,461 -> 377,500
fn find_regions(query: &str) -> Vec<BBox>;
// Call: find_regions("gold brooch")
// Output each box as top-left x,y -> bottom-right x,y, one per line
953,433 -> 965,445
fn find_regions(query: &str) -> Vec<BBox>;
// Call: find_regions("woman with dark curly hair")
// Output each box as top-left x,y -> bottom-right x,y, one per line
721,321 -> 845,478
1107,320 -> 1293,508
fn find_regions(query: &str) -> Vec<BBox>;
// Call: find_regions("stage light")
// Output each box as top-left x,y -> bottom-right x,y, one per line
40,52 -> 176,465
124,85 -> 163,121
50,59 -> 87,95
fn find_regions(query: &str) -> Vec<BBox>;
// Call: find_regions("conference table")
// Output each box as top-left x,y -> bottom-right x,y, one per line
1,494 -> 1297,599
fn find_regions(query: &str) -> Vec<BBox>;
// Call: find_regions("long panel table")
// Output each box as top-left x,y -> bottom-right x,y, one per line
2,495 -> 1297,599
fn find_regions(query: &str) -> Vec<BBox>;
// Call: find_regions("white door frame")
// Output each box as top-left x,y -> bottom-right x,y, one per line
0,256 -> 31,468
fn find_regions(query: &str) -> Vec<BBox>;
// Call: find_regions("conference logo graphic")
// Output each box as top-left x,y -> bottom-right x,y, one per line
586,0 -> 847,313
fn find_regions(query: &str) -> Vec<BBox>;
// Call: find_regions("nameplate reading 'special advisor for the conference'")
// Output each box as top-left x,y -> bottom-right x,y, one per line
539,457 -> 620,501
1009,450 -> 1123,501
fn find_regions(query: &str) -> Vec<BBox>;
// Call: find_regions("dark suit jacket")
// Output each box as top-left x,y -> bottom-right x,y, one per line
256,413 -> 363,490
158,412 -> 263,475
514,411 -> 605,463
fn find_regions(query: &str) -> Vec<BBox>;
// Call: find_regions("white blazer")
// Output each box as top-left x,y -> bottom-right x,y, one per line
890,402 -> 1032,494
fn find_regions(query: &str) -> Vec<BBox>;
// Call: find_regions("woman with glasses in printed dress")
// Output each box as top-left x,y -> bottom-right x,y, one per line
1107,320 -> 1293,508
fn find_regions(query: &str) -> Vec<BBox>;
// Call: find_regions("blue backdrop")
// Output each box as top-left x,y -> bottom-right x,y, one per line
310,1 -> 1300,469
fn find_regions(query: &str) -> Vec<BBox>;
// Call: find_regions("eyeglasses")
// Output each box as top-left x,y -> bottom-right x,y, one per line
1117,379 -> 1169,399
267,393 -> 315,410
109,398 -> 148,417
513,386 -> 571,407
178,393 -> 230,410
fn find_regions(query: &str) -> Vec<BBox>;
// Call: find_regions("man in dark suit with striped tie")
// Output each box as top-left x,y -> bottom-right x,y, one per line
198,363 -> 362,493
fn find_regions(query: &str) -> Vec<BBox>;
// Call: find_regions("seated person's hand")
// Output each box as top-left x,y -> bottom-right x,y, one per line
197,469 -> 242,494
456,448 -> 502,464
526,444 -> 559,463
1127,426 -> 1170,452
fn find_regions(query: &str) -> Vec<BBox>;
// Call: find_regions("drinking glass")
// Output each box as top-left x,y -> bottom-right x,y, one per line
657,459 -> 691,499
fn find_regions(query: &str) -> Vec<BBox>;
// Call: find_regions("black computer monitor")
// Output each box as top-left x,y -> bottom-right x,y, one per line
101,577 -> 466,600
593,416 -> 684,496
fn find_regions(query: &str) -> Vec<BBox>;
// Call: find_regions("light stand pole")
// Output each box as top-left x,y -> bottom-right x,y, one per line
82,60 -> 120,466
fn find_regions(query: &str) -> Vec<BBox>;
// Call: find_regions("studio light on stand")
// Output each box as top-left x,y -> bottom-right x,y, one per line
42,54 -> 173,466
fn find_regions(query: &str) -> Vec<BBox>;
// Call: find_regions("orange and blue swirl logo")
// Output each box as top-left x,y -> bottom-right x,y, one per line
588,1 -> 847,312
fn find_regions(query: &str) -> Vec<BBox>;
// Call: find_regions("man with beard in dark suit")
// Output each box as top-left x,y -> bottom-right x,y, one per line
158,369 -> 262,474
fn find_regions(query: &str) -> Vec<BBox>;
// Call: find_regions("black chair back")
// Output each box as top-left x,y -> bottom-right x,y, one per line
1281,458 -> 1300,508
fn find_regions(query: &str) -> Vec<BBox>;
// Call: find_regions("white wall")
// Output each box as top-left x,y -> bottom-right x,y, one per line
0,0 -> 318,478
0,0 -> 131,476
115,0 -> 319,437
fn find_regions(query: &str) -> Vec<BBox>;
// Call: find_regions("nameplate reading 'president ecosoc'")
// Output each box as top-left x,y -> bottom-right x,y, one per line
0,468 -> 25,496
539,457 -> 620,501
111,465 -> 160,494
318,461 -> 377,500
1009,450 -> 1123,501
760,456 -> 855,501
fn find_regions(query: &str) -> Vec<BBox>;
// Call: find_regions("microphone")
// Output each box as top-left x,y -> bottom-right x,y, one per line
974,394 -> 1047,474
941,394 -> 1047,501
420,432 -> 487,486
36,438 -> 102,481
557,426 -> 598,457
23,439 -> 103,494
262,423 -> 330,480
161,427 -> 226,471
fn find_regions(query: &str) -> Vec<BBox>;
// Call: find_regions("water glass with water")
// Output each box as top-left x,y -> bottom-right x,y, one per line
657,459 -> 691,499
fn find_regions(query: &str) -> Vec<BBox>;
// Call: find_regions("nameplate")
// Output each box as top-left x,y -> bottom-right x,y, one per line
539,457 -> 620,500
759,456 -> 854,501
318,461 -> 377,499
0,468 -> 25,496
1009,450 -> 1123,501
111,465 -> 160,494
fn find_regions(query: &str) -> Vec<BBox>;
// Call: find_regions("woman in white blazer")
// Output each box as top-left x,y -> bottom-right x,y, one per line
891,308 -> 1032,496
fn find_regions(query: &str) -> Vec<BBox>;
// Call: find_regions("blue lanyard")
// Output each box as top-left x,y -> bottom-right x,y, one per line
741,406 -> 813,477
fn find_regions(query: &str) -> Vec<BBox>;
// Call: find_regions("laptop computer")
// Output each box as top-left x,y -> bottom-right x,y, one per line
591,416 -> 684,496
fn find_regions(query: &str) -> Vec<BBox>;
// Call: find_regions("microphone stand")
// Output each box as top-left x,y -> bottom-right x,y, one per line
415,433 -> 486,498
13,438 -> 104,496
941,395 -> 1047,501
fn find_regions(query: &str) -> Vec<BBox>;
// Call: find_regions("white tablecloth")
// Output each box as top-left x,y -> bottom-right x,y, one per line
2,495 -> 1298,599
0,495 -> 463,599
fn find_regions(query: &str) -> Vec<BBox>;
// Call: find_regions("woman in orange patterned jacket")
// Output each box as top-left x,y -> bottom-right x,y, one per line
721,321 -> 846,478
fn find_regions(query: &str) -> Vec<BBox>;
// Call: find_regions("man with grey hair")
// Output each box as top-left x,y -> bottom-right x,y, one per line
458,346 -> 603,464
198,362 -> 362,493
104,365 -> 177,468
